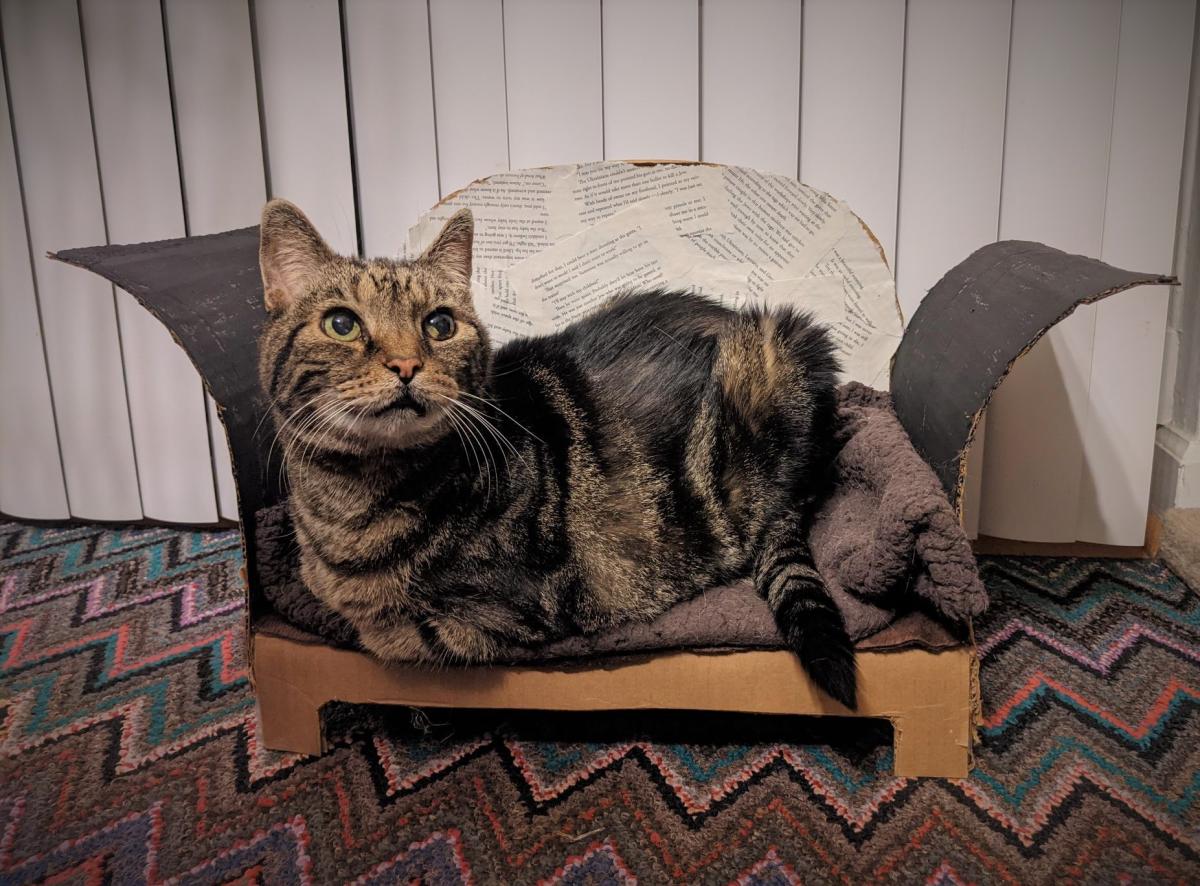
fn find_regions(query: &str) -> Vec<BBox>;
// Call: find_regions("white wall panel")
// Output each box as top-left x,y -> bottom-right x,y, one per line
0,49 -> 68,519
980,0 -> 1122,543
253,0 -> 357,254
80,0 -> 218,525
428,0 -> 509,196
503,0 -> 602,169
165,0 -> 266,521
799,0 -> 905,266
166,0 -> 265,234
1,0 -> 142,520
894,0 -> 1011,321
700,0 -> 801,176
344,0 -> 440,258
1079,0 -> 1195,544
603,0 -> 698,161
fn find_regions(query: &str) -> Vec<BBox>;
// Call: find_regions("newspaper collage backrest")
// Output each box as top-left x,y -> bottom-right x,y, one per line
407,161 -> 905,390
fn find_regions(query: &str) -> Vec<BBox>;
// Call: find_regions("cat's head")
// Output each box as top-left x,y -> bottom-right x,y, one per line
257,199 -> 490,452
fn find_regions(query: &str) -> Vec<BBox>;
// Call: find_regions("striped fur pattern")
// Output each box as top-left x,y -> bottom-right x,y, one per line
257,201 -> 855,706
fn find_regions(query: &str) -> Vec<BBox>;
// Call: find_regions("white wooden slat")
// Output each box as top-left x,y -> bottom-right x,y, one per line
799,0 -> 905,266
164,0 -> 266,521
503,0 -> 602,169
253,0 -> 357,254
0,46 -> 69,519
204,398 -> 237,523
602,0 -> 698,161
165,0 -> 265,234
1078,0 -> 1195,544
700,0 -> 800,176
80,0 -> 218,524
893,0 -> 1011,321
343,0 -> 440,258
1,0 -> 142,520
980,0 -> 1122,543
428,0 -> 509,196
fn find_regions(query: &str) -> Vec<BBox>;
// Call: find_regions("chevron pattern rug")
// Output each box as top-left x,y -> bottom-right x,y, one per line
0,521 -> 1196,884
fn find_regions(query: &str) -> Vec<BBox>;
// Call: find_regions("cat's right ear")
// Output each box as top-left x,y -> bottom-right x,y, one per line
259,199 -> 335,312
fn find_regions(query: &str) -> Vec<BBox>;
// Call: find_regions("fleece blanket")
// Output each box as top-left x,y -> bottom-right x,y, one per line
811,383 -> 988,637
254,384 -> 987,657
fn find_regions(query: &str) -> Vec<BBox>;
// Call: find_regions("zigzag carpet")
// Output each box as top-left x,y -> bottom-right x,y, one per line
0,520 -> 1196,883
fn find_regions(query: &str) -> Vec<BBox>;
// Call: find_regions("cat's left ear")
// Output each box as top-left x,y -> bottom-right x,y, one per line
259,199 -> 336,312
419,209 -> 473,288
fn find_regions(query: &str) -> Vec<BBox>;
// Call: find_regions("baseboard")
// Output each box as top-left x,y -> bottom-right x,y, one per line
972,512 -> 1160,559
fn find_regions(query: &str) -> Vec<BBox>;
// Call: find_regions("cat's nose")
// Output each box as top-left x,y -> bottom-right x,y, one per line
384,356 -> 423,383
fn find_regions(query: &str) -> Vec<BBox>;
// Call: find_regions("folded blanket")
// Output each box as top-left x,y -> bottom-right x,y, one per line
810,383 -> 988,639
256,384 -> 987,649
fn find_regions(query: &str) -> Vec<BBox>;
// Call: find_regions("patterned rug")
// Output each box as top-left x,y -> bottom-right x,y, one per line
0,521 -> 1196,884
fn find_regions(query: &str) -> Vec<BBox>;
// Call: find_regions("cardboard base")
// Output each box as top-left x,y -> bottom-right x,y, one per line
253,630 -> 978,779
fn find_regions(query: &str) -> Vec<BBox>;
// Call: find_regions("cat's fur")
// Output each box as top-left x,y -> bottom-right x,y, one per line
258,200 -> 857,707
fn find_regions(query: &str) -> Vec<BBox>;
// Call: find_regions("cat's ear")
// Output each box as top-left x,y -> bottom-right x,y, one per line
419,208 -> 473,287
259,199 -> 336,312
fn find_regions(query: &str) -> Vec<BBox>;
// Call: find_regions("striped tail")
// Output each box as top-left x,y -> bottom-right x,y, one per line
754,519 -> 857,709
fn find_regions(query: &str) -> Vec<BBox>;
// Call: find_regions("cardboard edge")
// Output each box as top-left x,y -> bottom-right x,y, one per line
252,630 -> 976,778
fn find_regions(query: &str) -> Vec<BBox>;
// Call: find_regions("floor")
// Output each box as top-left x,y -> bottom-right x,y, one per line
1161,508 -> 1200,592
0,520 -> 1196,883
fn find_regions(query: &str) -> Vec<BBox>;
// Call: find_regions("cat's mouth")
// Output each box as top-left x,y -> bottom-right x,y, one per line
372,390 -> 428,417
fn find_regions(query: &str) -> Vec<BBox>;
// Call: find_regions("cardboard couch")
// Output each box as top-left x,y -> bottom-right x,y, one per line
53,174 -> 1172,779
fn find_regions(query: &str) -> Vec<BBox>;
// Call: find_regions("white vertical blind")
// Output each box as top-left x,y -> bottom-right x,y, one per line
0,47 -> 68,519
0,0 -> 1191,539
80,0 -> 219,525
700,0 -> 802,177
1080,0 -> 1196,544
503,0 -> 603,170
893,0 -> 1011,320
253,0 -> 358,254
799,0 -> 906,267
2,0 -> 142,521
602,0 -> 699,161
428,0 -> 509,197
343,0 -> 440,258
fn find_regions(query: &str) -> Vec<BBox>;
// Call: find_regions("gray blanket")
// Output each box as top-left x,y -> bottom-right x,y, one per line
811,383 -> 987,638
255,384 -> 987,656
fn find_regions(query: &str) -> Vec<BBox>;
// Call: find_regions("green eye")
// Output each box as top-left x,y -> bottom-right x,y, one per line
424,310 -> 456,341
322,309 -> 361,342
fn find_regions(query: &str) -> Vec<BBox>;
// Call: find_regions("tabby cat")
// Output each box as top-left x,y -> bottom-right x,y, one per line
258,200 -> 857,707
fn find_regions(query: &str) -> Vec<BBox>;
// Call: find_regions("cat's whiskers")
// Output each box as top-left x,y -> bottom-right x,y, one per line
280,397 -> 352,490
447,396 -> 523,462
652,323 -> 704,363
291,399 -> 359,487
253,388 -> 291,439
266,393 -> 330,489
439,400 -> 491,497
443,397 -> 500,488
451,399 -> 530,477
456,390 -> 544,445
433,395 -> 503,489
442,399 -> 511,479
